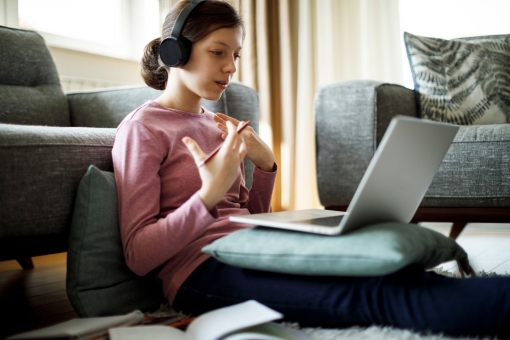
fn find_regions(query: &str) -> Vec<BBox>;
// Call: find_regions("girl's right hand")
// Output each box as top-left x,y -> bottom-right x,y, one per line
182,121 -> 247,211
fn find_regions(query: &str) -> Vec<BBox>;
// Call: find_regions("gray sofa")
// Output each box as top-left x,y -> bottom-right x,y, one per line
0,25 -> 259,268
315,80 -> 510,238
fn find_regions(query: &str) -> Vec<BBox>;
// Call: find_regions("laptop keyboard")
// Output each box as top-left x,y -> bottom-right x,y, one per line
296,215 -> 344,227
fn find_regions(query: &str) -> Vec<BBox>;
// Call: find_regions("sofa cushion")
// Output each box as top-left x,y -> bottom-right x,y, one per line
0,25 -> 69,126
423,124 -> 510,207
0,124 -> 115,239
67,165 -> 166,317
404,32 -> 510,125
202,223 -> 470,277
67,86 -> 161,128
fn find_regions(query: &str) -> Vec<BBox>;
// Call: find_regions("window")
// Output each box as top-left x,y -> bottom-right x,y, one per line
19,0 -> 121,45
399,0 -> 510,88
12,0 -> 160,61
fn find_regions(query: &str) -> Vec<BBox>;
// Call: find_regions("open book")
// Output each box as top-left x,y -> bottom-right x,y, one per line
7,310 -> 144,340
109,301 -> 311,340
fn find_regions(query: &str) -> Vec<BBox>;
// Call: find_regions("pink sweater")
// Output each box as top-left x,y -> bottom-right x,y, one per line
112,101 -> 276,304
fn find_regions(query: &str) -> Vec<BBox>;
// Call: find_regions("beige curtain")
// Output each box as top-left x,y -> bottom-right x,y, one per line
159,0 -> 179,25
235,0 -> 402,212
159,0 -> 403,212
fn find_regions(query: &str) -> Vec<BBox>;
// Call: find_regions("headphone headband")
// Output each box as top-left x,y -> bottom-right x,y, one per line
159,0 -> 206,67
170,0 -> 204,40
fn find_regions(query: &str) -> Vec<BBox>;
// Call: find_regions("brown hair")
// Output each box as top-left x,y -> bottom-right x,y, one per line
141,0 -> 244,90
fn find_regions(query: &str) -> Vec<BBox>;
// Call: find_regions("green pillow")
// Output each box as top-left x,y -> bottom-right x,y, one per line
67,165 -> 166,317
202,223 -> 470,276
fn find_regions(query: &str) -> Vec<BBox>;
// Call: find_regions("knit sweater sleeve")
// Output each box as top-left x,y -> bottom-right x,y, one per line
112,120 -> 216,276
239,163 -> 278,214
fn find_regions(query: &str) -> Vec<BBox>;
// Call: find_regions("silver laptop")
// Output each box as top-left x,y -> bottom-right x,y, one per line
229,116 -> 459,235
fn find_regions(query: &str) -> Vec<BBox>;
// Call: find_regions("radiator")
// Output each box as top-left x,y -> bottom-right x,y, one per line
59,76 -> 135,93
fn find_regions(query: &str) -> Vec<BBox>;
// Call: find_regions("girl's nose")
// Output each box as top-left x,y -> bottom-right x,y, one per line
224,56 -> 237,74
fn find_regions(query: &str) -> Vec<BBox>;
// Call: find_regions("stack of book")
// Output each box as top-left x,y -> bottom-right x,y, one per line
7,300 -> 311,340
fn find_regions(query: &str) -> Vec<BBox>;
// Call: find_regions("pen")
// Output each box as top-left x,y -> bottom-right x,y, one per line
197,120 -> 250,168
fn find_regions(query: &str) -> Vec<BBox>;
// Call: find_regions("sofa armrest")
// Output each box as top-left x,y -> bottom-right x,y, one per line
67,85 -> 162,128
0,123 -> 115,240
315,80 -> 418,207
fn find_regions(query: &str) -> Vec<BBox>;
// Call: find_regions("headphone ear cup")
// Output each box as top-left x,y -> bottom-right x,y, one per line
178,37 -> 192,66
160,37 -> 187,67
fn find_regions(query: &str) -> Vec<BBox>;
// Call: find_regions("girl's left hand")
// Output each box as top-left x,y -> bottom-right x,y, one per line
214,113 -> 275,172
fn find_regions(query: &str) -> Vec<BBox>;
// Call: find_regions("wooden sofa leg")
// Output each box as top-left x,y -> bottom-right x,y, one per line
449,222 -> 467,240
16,257 -> 34,270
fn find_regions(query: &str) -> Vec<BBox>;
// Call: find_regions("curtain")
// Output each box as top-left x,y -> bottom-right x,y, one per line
235,0 -> 402,211
159,0 -> 179,25
159,0 -> 403,211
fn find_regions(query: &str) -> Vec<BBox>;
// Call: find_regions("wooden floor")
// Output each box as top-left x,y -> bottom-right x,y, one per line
1,223 -> 509,339
0,253 -> 77,339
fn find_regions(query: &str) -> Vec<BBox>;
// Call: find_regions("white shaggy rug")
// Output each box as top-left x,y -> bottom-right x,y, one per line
150,269 -> 506,340
296,324 -> 488,340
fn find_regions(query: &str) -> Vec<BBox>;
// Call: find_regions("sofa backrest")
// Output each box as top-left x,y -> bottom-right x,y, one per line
67,82 -> 259,187
68,82 -> 259,132
67,86 -> 162,128
0,25 -> 69,126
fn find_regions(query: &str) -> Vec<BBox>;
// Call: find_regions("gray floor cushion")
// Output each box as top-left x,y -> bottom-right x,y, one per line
67,165 -> 166,317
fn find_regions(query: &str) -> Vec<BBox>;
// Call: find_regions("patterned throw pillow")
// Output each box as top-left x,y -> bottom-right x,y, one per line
404,32 -> 510,125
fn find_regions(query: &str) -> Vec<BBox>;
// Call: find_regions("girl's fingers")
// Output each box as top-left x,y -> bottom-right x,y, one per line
216,122 -> 228,134
232,132 -> 244,152
182,137 -> 206,164
184,121 -> 245,168
214,113 -> 242,130
239,138 -> 247,158
214,114 -> 229,134
215,112 -> 237,124
226,122 -> 246,159
223,121 -> 238,149
213,114 -> 226,125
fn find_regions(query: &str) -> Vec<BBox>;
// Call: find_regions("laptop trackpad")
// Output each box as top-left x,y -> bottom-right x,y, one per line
295,215 -> 344,227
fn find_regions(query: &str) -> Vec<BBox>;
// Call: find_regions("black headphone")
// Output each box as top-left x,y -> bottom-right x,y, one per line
159,0 -> 206,67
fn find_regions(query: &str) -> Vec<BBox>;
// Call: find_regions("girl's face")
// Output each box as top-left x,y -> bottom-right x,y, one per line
179,26 -> 243,101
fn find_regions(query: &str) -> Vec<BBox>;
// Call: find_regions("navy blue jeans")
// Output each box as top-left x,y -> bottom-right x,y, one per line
173,258 -> 510,338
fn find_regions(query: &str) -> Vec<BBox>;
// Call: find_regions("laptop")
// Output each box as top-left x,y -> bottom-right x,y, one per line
229,115 -> 459,235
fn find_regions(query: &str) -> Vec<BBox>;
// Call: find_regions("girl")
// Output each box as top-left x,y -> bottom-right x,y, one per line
112,0 -> 510,338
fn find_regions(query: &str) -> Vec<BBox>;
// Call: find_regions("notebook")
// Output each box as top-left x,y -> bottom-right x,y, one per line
6,310 -> 144,340
230,116 -> 459,235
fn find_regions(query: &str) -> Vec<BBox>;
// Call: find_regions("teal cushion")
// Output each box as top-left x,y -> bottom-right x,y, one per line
202,223 -> 470,276
66,165 -> 166,317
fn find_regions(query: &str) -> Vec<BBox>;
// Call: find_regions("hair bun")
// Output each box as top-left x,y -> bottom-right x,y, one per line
141,38 -> 168,90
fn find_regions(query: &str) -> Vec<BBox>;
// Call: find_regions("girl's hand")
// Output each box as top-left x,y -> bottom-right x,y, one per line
183,121 -> 247,211
213,113 -> 275,172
